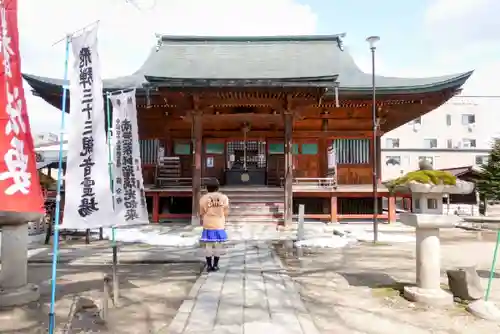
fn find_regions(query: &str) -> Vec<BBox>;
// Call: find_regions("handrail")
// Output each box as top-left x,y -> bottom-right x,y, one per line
292,177 -> 337,188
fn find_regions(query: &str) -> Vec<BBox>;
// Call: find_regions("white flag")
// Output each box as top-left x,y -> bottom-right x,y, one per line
327,143 -> 338,184
110,90 -> 149,225
61,26 -> 114,229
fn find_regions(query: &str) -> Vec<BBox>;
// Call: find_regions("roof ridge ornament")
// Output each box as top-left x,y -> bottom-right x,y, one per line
336,36 -> 344,51
155,33 -> 163,52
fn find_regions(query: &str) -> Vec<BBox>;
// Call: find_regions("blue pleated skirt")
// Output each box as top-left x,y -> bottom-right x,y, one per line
200,229 -> 228,243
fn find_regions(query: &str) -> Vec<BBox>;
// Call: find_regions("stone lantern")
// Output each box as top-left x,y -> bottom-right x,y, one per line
385,164 -> 474,305
0,211 -> 43,307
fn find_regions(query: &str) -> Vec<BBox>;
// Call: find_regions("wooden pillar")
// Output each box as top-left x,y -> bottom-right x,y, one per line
152,193 -> 160,223
191,111 -> 203,225
330,195 -> 338,223
387,195 -> 396,223
284,112 -> 293,226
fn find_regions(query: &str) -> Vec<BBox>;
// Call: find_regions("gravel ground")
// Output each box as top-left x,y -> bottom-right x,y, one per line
0,262 -> 202,333
274,228 -> 500,334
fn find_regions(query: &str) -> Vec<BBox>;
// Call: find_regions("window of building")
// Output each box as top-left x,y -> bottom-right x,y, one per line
174,142 -> 191,155
423,138 -> 437,149
463,138 -> 477,148
301,143 -> 318,155
418,156 -> 434,168
447,139 -> 453,149
332,139 -> 370,164
139,139 -> 160,164
205,143 -> 224,154
385,156 -> 401,166
446,114 -> 452,126
385,138 -> 400,148
268,143 -> 299,154
427,198 -> 438,210
475,155 -> 489,165
461,114 -> 476,125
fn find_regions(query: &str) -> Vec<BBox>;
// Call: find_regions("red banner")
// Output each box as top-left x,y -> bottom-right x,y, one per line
0,0 -> 44,213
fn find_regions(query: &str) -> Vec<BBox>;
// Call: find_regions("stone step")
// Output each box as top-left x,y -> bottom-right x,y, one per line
229,198 -> 284,204
226,216 -> 284,223
230,203 -> 284,208
224,192 -> 284,196
228,212 -> 284,219
221,186 -> 282,193
230,210 -> 284,216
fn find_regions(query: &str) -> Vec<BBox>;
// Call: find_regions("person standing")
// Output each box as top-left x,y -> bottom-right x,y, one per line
199,179 -> 229,272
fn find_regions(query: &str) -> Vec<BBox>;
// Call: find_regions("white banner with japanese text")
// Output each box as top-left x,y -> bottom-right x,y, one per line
109,90 -> 148,224
327,142 -> 338,184
61,26 -> 114,229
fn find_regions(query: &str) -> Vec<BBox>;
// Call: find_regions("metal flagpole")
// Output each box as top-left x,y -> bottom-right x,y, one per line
366,35 -> 380,244
48,34 -> 71,334
105,93 -> 119,305
371,46 -> 378,244
485,231 -> 500,301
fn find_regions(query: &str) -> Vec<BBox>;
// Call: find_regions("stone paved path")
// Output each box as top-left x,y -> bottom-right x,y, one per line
166,241 -> 321,334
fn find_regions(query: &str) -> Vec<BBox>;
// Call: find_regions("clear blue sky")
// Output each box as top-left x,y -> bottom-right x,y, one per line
300,0 -> 431,69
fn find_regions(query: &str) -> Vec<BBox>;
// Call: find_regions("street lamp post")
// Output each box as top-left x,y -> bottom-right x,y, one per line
366,35 -> 380,243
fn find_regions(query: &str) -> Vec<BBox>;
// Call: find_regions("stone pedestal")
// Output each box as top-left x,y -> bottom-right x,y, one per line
401,218 -> 457,305
0,224 -> 40,307
402,223 -> 453,305
387,177 -> 474,306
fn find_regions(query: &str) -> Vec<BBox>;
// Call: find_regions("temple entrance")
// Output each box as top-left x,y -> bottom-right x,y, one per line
225,141 -> 267,185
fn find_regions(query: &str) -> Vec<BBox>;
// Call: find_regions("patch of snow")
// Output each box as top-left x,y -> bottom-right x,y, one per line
295,235 -> 356,248
101,227 -> 199,247
352,231 -> 415,243
332,226 -> 415,243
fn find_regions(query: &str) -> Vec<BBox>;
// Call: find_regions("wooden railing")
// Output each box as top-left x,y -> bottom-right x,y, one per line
153,177 -> 217,188
291,177 -> 337,189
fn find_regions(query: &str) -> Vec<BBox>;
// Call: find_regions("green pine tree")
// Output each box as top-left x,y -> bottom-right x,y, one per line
477,138 -> 500,204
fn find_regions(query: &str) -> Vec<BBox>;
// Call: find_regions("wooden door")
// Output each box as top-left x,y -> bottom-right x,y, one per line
293,140 -> 320,178
203,139 -> 225,183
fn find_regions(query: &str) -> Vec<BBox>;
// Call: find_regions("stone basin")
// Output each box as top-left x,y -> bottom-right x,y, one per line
400,213 -> 461,229
391,180 -> 475,195
462,216 -> 500,231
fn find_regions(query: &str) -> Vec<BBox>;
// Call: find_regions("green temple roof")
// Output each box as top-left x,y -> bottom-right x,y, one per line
23,33 -> 472,98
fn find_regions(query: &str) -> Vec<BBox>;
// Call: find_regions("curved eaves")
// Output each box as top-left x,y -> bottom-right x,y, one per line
335,70 -> 473,95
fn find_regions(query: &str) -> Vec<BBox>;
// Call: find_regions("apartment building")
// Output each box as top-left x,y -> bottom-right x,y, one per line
34,132 -> 58,147
381,95 -> 500,180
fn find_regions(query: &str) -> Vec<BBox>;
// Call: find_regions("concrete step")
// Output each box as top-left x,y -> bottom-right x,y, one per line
221,187 -> 282,193
229,198 -> 284,204
229,208 -> 285,216
226,217 -> 284,223
230,201 -> 285,210
227,192 -> 284,198
229,212 -> 284,219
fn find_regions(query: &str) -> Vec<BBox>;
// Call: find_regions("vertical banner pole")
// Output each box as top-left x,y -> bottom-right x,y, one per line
485,230 -> 500,301
48,35 -> 71,334
105,93 -> 119,305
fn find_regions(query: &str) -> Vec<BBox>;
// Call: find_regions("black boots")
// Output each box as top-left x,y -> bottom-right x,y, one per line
213,256 -> 220,271
205,257 -> 212,271
205,256 -> 220,272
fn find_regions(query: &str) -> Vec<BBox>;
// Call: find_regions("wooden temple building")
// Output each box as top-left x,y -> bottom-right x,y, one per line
24,34 -> 472,225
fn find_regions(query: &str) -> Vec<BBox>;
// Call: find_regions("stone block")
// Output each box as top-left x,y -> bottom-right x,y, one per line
446,267 -> 484,301
244,307 -> 271,324
403,286 -> 453,306
467,300 -> 500,321
216,302 -> 243,326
